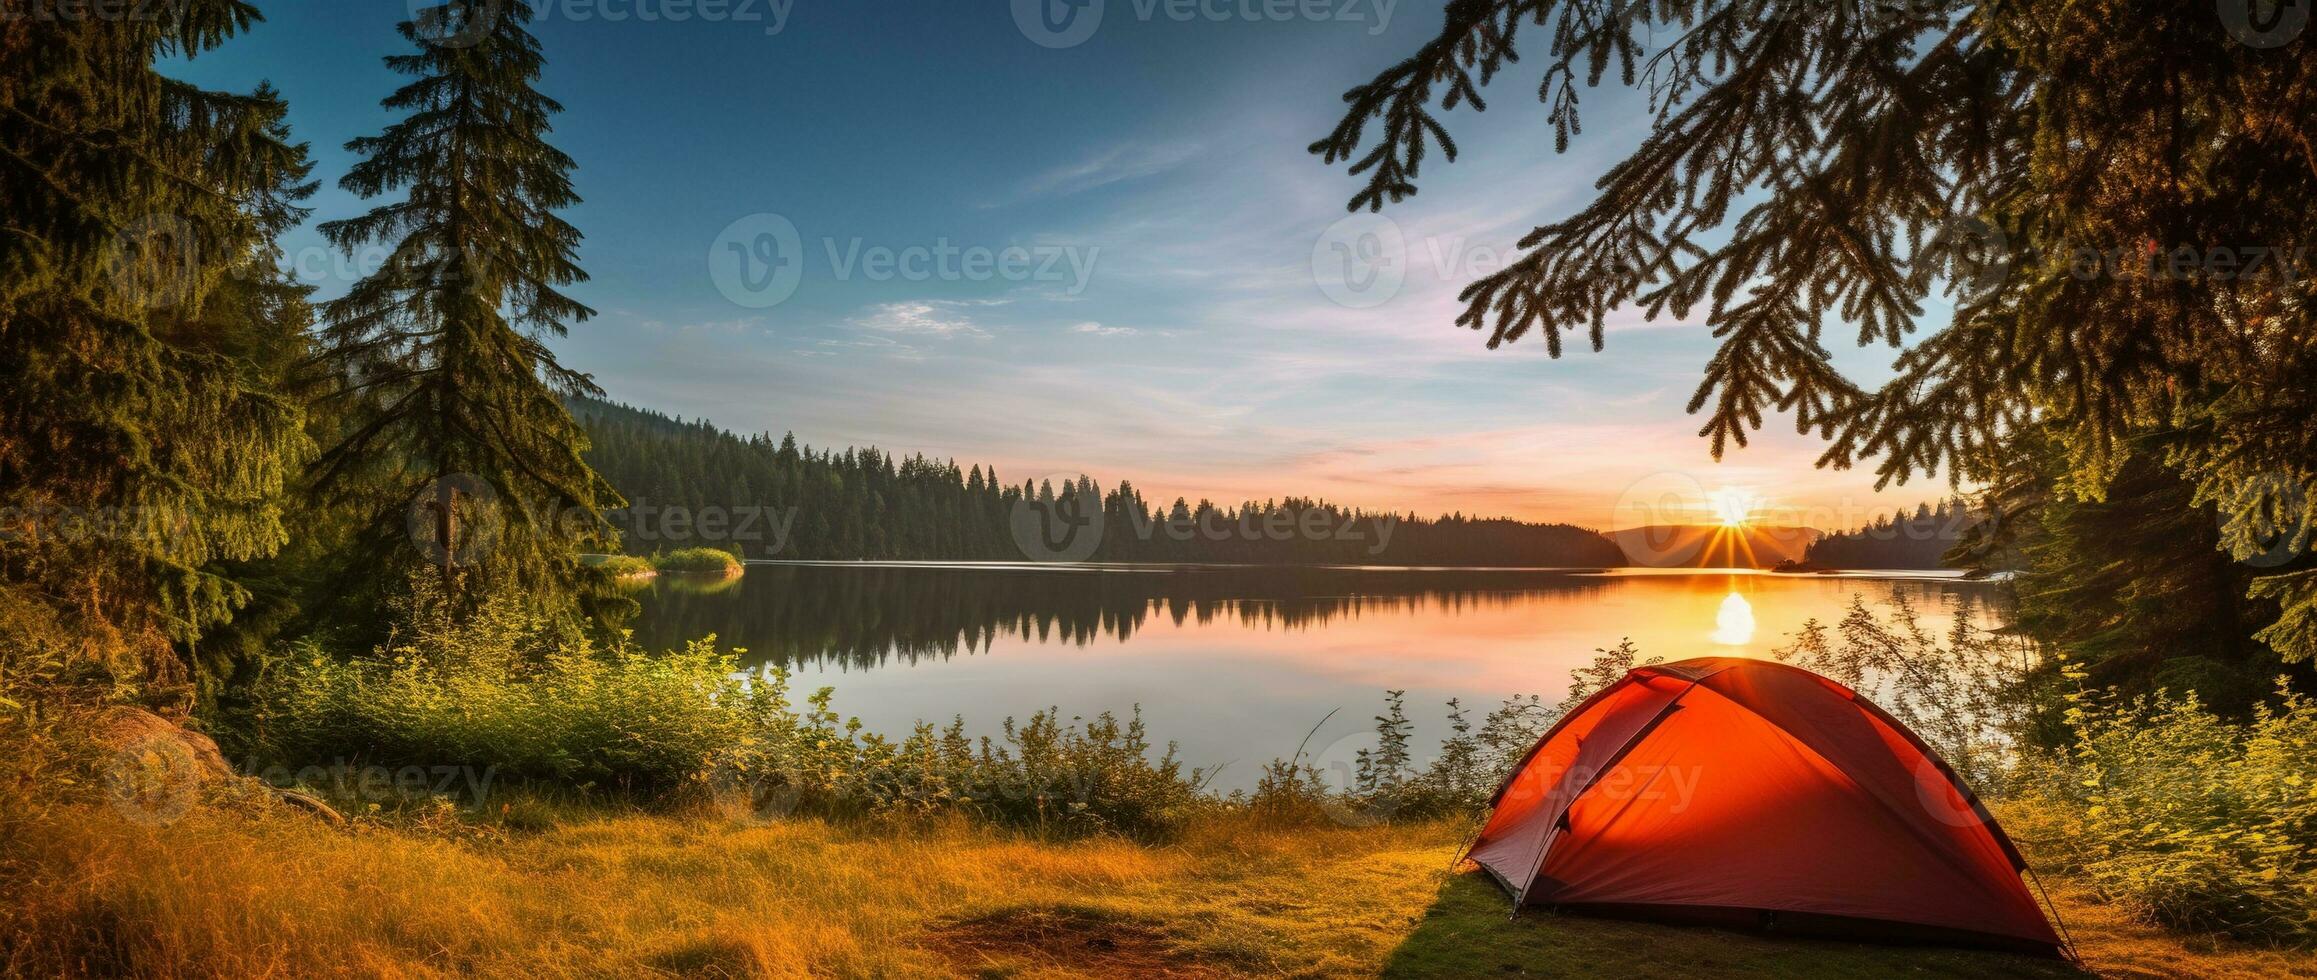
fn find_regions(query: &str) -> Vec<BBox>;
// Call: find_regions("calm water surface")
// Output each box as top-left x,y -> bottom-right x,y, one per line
631,563 -> 2005,791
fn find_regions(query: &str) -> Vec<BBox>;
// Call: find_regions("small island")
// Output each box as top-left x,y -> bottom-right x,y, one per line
588,548 -> 745,582
646,547 -> 746,577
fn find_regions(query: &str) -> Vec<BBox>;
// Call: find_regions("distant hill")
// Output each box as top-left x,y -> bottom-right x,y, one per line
571,397 -> 1628,567
1610,524 -> 1820,569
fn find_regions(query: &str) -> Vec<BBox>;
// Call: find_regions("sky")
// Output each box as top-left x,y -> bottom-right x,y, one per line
173,0 -> 1956,532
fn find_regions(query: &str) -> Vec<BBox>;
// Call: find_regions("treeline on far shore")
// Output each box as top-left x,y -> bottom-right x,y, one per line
574,398 -> 1630,568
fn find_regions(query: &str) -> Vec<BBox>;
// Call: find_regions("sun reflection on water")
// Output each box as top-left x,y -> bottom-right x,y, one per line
1711,591 -> 1757,646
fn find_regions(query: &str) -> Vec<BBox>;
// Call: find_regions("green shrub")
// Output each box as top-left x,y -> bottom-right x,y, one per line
2013,680 -> 2317,942
252,637 -> 768,799
724,684 -> 1218,840
652,548 -> 742,575
246,591 -> 1214,838
1246,758 -> 1338,826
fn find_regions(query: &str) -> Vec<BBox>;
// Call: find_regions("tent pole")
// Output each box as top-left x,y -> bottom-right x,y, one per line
1509,680 -> 1700,910
2024,863 -> 2083,964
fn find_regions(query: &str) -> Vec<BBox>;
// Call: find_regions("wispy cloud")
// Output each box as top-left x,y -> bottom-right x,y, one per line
1069,321 -> 1137,337
1002,141 -> 1204,203
633,315 -> 766,335
850,301 -> 992,339
801,335 -> 932,361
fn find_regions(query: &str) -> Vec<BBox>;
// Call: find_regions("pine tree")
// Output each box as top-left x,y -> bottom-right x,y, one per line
1313,0 -> 2317,659
1,5 -> 315,700
176,85 -> 330,704
310,0 -> 619,622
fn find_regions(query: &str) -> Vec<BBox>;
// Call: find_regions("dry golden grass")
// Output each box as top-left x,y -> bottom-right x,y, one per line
0,802 -> 1449,977
2,801 -> 2310,978
2041,876 -> 2317,980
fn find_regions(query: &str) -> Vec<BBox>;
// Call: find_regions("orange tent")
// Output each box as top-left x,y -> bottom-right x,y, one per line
1466,657 -> 2065,958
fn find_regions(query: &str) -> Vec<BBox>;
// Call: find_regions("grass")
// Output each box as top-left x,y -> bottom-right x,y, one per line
1382,874 -> 2076,978
5,800 -> 2310,978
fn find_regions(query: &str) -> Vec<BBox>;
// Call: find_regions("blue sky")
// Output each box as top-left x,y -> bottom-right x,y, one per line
176,0 -> 1947,531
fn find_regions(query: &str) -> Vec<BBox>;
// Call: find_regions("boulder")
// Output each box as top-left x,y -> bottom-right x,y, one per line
90,705 -> 343,827
92,705 -> 236,826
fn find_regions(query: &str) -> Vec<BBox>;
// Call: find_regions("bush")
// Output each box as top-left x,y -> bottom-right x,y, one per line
1767,597 -> 2317,941
2011,681 -> 2317,942
1775,592 -> 2045,792
246,591 -> 1214,838
766,702 -> 1218,839
653,548 -> 742,575
252,638 -> 769,800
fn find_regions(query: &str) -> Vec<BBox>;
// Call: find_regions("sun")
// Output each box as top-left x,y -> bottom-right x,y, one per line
1707,488 -> 1759,527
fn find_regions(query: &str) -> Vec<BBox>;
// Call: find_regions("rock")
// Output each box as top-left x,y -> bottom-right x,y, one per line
92,705 -> 236,826
89,706 -> 344,827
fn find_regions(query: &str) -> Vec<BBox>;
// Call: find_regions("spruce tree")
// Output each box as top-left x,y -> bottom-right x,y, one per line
1313,0 -> 2317,659
311,0 -> 619,621
1,5 -> 314,700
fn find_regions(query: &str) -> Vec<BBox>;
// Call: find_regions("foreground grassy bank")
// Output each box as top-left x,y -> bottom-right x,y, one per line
3,800 -> 2308,978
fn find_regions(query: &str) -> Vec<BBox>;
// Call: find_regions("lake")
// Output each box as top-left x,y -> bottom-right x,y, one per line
629,563 -> 2006,793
